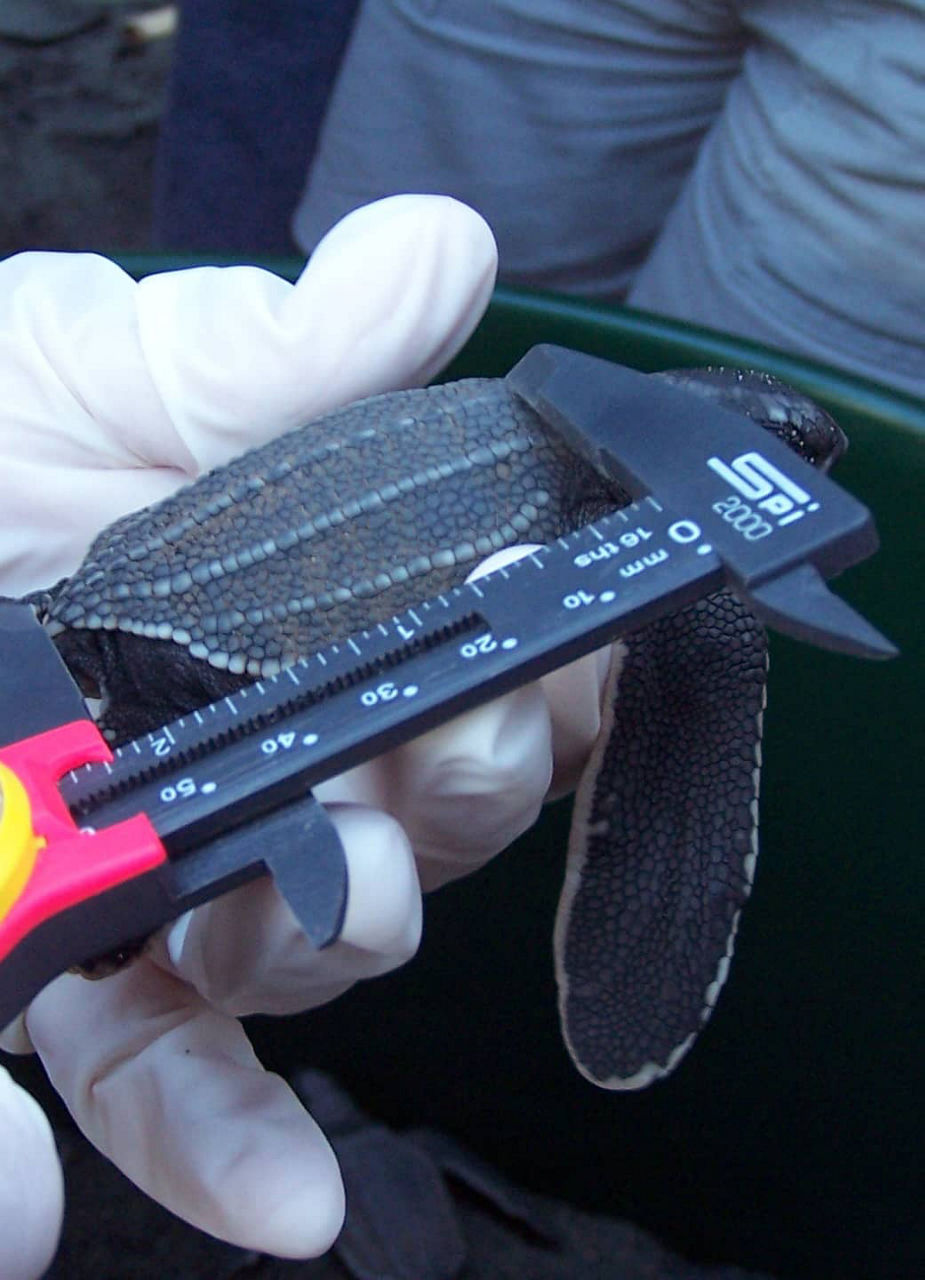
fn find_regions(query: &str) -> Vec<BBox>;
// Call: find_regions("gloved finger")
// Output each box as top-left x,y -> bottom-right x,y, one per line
0,195 -> 497,593
349,645 -> 612,878
149,803 -> 422,1018
316,688 -> 553,892
0,1066 -> 64,1280
25,965 -> 344,1259
0,247 -> 194,595
133,194 -> 498,473
542,643 -> 619,798
315,546 -> 614,888
462,546 -> 613,793
0,195 -> 495,473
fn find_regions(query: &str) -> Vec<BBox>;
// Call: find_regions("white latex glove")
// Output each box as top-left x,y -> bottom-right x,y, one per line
0,195 -> 611,1275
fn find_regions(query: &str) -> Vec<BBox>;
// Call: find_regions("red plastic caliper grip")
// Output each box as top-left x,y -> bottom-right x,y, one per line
0,720 -> 166,963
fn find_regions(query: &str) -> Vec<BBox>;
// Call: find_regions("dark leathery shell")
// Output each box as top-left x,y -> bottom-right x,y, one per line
43,364 -> 844,1086
49,379 -> 616,743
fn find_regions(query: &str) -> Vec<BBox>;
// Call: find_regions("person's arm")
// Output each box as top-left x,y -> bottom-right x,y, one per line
0,195 -> 609,1275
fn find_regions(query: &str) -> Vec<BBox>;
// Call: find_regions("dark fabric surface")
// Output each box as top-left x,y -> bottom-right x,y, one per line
0,10 -> 172,255
0,1 -> 104,43
153,0 -> 359,254
43,1070 -> 781,1279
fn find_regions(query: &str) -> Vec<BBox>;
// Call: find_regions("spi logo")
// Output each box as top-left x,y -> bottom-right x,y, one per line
707,451 -> 820,541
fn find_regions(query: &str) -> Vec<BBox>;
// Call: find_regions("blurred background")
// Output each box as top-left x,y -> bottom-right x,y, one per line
0,2 -> 176,254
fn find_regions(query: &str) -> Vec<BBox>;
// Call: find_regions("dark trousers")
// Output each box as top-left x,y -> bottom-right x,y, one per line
153,0 -> 359,254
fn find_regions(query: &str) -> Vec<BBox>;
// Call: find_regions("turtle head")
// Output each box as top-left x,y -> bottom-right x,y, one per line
656,367 -> 847,471
10,579 -> 70,626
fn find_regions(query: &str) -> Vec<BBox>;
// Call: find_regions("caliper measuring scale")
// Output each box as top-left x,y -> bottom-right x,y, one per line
62,496 -> 725,854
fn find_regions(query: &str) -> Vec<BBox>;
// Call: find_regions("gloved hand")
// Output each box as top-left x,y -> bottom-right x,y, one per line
0,195 -> 610,1278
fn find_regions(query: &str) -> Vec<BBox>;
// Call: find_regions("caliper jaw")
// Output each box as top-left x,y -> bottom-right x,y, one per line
506,344 -> 897,660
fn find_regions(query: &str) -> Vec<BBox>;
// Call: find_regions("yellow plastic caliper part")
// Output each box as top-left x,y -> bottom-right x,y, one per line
0,763 -> 45,920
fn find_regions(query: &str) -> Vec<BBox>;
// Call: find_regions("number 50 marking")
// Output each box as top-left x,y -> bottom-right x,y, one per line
160,777 -> 197,804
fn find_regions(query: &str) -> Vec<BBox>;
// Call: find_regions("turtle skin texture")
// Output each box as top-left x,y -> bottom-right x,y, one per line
38,363 -> 845,1086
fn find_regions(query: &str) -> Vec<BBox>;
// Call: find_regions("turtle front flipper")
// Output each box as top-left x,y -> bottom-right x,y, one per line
556,590 -> 768,1090
551,365 -> 845,1089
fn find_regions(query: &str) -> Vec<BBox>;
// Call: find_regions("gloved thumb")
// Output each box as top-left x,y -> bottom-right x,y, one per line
0,1067 -> 64,1280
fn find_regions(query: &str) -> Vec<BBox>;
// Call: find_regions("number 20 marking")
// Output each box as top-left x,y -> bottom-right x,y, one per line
460,634 -> 497,659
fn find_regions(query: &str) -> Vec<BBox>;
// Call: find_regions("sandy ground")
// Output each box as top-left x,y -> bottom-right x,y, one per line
0,7 -> 173,256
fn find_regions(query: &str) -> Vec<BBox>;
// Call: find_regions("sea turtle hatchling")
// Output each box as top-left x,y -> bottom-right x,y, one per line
33,359 -> 846,1090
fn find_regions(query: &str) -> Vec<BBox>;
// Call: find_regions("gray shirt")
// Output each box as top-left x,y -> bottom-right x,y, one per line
293,0 -> 925,397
